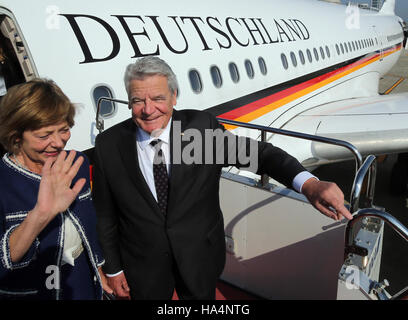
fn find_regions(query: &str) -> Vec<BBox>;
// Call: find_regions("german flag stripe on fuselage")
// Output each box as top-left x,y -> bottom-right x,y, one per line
208,43 -> 402,129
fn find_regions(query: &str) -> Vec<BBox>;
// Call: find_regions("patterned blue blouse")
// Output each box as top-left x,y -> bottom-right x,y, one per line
0,152 -> 104,300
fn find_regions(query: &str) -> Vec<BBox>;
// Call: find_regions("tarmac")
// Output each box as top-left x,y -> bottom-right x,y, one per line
314,49 -> 408,297
379,49 -> 408,94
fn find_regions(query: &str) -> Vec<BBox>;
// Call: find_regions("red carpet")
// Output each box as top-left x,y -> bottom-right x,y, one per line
172,281 -> 259,300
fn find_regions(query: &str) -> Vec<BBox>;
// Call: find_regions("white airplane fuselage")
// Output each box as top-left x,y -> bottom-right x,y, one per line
0,0 -> 405,160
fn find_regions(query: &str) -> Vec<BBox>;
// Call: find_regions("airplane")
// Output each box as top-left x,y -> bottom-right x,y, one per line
1,0 -> 407,185
1,0 -> 407,299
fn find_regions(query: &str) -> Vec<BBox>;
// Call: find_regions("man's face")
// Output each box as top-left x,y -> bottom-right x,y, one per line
129,75 -> 177,135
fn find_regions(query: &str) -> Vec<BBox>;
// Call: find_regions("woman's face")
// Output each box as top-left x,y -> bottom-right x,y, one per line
16,121 -> 71,174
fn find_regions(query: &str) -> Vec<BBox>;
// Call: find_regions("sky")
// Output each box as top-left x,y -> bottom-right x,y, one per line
340,0 -> 408,21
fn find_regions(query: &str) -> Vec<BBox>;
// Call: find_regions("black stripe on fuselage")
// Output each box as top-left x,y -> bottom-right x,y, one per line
204,47 -> 388,117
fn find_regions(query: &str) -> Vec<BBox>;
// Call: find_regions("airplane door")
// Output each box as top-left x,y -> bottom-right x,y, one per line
0,9 -> 37,156
372,25 -> 384,61
0,9 -> 36,90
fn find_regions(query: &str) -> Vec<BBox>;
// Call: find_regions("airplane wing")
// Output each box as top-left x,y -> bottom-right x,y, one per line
272,93 -> 408,166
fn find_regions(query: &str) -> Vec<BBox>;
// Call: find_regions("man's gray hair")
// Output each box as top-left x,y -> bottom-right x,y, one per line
124,56 -> 179,95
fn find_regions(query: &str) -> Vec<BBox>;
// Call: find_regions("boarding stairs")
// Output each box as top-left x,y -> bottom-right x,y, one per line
216,118 -> 408,300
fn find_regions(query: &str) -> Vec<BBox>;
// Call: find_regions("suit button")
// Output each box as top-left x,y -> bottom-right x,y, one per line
164,252 -> 169,257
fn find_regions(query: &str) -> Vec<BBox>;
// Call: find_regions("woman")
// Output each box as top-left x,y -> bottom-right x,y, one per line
0,79 -> 107,299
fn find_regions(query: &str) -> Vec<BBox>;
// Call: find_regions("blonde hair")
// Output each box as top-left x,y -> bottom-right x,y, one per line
0,79 -> 75,153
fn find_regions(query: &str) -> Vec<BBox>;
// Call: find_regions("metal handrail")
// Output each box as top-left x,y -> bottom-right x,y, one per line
217,118 -> 363,169
350,155 -> 377,213
96,97 -> 129,133
217,118 -> 364,203
345,208 -> 408,256
217,118 -> 363,191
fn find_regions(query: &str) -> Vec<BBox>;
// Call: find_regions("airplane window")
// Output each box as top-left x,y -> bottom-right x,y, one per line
210,65 -> 223,88
92,85 -> 116,118
348,42 -> 352,52
299,50 -> 305,65
325,46 -> 330,58
281,53 -> 289,70
344,42 -> 348,53
352,41 -> 356,51
375,38 -> 378,45
189,69 -> 203,94
245,59 -> 255,78
258,57 -> 267,75
313,48 -> 319,61
335,44 -> 340,55
306,49 -> 312,62
340,43 -> 344,54
359,40 -> 362,49
319,47 -> 324,60
290,52 -> 297,67
229,62 -> 240,83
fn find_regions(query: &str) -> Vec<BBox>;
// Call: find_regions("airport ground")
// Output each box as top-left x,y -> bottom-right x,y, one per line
313,50 -> 408,297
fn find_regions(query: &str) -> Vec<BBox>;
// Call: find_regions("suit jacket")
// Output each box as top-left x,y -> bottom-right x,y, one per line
92,109 -> 306,299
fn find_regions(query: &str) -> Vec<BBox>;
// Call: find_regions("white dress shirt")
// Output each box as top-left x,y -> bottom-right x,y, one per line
106,119 -> 316,277
62,216 -> 83,266
135,120 -> 172,202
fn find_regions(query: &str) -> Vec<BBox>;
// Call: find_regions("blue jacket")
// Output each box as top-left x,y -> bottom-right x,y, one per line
0,152 -> 104,299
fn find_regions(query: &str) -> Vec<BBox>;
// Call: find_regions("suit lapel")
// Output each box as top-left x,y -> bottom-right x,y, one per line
117,119 -> 163,218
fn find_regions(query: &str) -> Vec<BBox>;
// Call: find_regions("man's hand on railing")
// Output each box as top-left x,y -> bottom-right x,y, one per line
301,178 -> 353,221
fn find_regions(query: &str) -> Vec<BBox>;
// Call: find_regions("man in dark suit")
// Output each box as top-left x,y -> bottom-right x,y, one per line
92,57 -> 353,300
